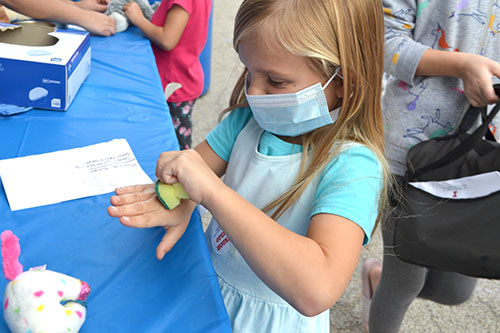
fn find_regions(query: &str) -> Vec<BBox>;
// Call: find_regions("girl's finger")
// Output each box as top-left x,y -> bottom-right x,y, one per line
155,151 -> 178,179
482,85 -> 499,105
109,196 -> 159,217
111,188 -> 155,206
156,225 -> 188,260
119,208 -> 168,229
115,184 -> 154,195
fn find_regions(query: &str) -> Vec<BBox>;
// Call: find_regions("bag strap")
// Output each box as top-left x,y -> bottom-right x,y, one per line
482,111 -> 497,142
457,106 -> 484,133
412,85 -> 500,178
456,84 -> 500,134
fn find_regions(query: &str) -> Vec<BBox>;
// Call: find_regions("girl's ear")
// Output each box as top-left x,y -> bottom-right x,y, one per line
334,79 -> 344,99
331,67 -> 345,99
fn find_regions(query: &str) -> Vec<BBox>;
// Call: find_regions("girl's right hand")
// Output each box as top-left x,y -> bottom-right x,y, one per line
107,184 -> 196,259
155,149 -> 225,209
458,53 -> 500,107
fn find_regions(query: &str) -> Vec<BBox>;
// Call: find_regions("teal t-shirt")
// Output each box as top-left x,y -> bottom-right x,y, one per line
206,107 -> 382,244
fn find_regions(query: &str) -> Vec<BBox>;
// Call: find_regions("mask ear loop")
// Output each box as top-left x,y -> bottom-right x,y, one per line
325,67 -> 345,113
321,67 -> 343,90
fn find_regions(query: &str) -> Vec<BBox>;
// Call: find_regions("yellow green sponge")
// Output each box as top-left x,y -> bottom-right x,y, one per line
155,180 -> 189,210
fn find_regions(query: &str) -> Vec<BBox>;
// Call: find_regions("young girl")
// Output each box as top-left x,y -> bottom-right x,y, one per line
363,0 -> 500,332
108,0 -> 389,331
123,0 -> 211,149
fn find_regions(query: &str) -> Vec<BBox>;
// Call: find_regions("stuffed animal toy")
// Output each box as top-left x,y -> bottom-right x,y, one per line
1,230 -> 90,333
105,0 -> 159,33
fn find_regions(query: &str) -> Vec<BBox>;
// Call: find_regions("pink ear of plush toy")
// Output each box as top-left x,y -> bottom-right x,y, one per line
1,230 -> 23,281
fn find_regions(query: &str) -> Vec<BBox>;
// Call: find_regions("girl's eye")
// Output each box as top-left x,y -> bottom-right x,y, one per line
268,78 -> 285,87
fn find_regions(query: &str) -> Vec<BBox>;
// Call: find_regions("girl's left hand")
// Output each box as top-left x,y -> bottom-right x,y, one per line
156,149 -> 225,208
107,184 -> 196,259
123,1 -> 144,25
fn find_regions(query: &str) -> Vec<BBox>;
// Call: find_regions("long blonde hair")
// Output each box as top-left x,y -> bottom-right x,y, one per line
226,0 -> 390,233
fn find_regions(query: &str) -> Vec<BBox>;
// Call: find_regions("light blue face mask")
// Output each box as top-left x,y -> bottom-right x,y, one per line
245,67 -> 342,136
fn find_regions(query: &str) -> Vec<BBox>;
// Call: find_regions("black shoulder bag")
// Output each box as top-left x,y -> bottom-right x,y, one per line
394,85 -> 500,279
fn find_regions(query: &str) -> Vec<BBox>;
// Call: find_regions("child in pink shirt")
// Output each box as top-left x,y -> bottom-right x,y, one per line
123,0 -> 212,149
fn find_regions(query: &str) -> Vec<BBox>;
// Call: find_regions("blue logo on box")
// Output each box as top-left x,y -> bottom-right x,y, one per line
27,50 -> 52,56
51,58 -> 62,63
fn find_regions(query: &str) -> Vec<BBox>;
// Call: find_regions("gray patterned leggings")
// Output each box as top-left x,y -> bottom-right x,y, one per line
369,176 -> 477,333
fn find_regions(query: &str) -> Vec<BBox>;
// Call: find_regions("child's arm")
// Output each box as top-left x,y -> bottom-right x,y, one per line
383,1 -> 500,107
212,194 -> 364,316
156,147 -> 370,317
415,50 -> 500,107
1,0 -> 116,36
123,2 -> 188,51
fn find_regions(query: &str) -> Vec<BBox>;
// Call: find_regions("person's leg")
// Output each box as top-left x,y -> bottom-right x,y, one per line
361,258 -> 382,331
167,99 -> 196,150
367,216 -> 428,333
418,269 -> 477,305
366,175 -> 478,332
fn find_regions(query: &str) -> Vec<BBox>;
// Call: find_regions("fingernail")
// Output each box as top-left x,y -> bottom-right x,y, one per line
122,216 -> 129,222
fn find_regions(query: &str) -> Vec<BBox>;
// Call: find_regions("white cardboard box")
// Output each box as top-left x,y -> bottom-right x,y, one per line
0,22 -> 91,111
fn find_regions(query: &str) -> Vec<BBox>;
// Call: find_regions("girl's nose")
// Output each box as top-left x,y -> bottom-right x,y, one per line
245,74 -> 266,96
246,82 -> 265,96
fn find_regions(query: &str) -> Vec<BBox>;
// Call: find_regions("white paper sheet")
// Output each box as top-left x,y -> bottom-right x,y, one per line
409,171 -> 500,199
0,139 -> 153,211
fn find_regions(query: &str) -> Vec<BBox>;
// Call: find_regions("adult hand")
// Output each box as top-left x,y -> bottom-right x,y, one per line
123,1 -> 144,26
156,149 -> 225,208
458,53 -> 500,107
79,10 -> 116,36
75,0 -> 109,13
107,184 -> 195,259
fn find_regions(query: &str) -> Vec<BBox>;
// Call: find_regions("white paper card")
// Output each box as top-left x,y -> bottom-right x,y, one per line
0,139 -> 153,211
409,171 -> 500,199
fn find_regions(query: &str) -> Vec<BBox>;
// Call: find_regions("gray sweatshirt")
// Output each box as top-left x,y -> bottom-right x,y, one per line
382,0 -> 500,175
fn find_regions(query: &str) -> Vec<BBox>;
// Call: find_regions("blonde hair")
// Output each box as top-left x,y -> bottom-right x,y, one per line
226,0 -> 391,233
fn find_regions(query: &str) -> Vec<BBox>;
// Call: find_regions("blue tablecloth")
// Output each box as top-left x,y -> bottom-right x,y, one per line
0,28 -> 231,332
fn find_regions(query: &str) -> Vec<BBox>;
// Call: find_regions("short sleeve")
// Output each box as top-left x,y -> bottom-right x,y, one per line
206,107 -> 253,162
383,0 -> 429,85
311,145 -> 383,245
171,0 -> 193,14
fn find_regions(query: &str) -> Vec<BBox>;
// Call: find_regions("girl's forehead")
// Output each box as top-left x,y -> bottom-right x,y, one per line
238,34 -> 306,69
238,38 -> 316,78
239,33 -> 285,55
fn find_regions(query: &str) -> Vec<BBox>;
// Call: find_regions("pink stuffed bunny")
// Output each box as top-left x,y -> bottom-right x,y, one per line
1,230 -> 90,333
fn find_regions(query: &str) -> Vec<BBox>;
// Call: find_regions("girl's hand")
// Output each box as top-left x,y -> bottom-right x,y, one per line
156,149 -> 224,208
79,10 -> 116,36
107,184 -> 195,260
75,0 -> 109,13
458,54 -> 500,107
123,1 -> 144,25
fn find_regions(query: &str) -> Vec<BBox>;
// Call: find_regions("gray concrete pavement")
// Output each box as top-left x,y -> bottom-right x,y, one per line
193,1 -> 500,331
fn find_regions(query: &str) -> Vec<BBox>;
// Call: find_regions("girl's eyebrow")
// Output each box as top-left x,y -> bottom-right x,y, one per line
253,68 -> 291,78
